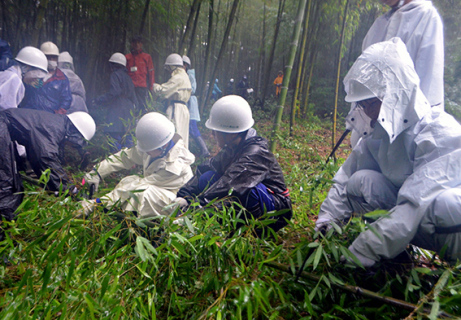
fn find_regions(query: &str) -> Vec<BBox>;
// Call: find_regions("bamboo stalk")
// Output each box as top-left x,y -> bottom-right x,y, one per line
265,261 -> 455,318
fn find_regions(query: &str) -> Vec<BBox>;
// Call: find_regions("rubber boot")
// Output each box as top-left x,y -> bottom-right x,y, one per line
194,136 -> 210,158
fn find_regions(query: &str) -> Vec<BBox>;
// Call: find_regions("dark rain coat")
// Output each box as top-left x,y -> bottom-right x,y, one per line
96,67 -> 137,133
20,68 -> 72,114
0,109 -> 83,220
177,129 -> 292,231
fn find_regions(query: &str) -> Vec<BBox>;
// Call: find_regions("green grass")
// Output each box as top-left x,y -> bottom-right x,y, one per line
1,113 -> 461,319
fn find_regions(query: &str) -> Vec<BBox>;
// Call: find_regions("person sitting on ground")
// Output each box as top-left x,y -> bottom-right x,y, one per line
58,51 -> 88,113
94,52 -> 138,151
315,38 -> 461,267
174,95 -> 292,235
0,109 -> 95,221
20,41 -> 72,115
153,53 -> 192,149
81,112 -> 195,218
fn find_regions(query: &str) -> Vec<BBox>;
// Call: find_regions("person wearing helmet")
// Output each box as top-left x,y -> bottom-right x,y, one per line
94,52 -> 138,151
226,78 -> 235,95
183,55 -> 210,158
175,95 -> 292,235
153,53 -> 192,148
348,0 -> 444,148
80,112 -> 195,218
20,41 -> 72,115
126,36 -> 155,113
315,38 -> 461,268
0,108 -> 95,220
211,78 -> 222,100
58,51 -> 88,113
0,46 -> 47,111
237,75 -> 249,100
273,71 -> 283,98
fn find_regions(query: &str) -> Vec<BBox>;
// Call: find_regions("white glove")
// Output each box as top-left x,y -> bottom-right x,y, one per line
83,170 -> 100,192
173,197 -> 188,210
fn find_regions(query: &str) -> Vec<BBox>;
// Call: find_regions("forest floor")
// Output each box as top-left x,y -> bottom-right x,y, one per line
1,106 -> 460,319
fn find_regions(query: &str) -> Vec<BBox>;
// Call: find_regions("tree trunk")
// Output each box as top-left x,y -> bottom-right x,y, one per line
202,0 -> 240,111
187,0 -> 202,57
199,0 -> 214,112
261,0 -> 286,111
139,0 -> 151,35
289,0 -> 311,136
332,0 -> 350,151
179,0 -> 201,54
270,0 -> 307,153
255,4 -> 267,99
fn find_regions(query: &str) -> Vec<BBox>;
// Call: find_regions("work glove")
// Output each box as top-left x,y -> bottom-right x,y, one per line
314,220 -> 333,235
54,184 -> 78,197
173,197 -> 189,210
83,170 -> 100,192
340,246 -> 376,268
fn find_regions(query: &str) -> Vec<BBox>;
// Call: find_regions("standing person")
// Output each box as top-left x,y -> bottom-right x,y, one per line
226,78 -> 235,95
81,112 -> 195,218
349,0 -> 444,147
153,53 -> 191,149
0,109 -> 95,220
0,46 -> 48,111
20,41 -> 72,114
315,38 -> 461,267
183,55 -> 210,158
94,53 -> 138,151
126,36 -> 155,113
237,75 -> 249,100
175,95 -> 292,235
273,71 -> 283,98
58,51 -> 88,113
212,79 -> 222,100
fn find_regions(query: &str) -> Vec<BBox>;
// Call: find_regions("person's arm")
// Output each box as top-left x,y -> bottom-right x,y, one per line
95,147 -> 144,178
316,138 -> 380,229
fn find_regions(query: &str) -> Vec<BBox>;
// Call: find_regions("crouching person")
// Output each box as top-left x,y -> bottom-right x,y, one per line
315,38 -> 461,267
0,109 -> 95,220
174,95 -> 292,235
81,112 -> 195,218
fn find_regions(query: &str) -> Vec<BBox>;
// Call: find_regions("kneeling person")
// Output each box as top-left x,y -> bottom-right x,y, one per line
82,112 -> 195,217
0,109 -> 95,220
175,95 -> 292,233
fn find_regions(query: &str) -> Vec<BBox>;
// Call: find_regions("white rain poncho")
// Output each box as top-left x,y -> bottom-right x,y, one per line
59,61 -> 88,113
0,65 -> 24,110
316,38 -> 461,267
362,0 -> 444,108
95,134 -> 195,218
187,69 -> 200,121
153,68 -> 192,148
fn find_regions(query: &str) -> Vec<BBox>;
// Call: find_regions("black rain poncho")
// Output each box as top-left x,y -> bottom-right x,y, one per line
177,129 -> 292,231
0,109 -> 82,219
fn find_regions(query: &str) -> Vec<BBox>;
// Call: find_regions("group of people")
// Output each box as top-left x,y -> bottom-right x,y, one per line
1,0 -> 460,269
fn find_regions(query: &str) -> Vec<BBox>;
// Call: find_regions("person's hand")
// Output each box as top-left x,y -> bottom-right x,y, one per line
340,247 -> 376,268
83,171 -> 100,192
173,197 -> 188,210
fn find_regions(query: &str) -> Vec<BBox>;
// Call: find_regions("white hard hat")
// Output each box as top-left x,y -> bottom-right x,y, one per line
165,53 -> 183,66
15,46 -> 49,73
67,112 -> 96,140
40,41 -> 59,56
58,51 -> 73,64
136,112 -> 175,152
109,53 -> 127,66
182,55 -> 191,66
345,80 -> 376,103
206,95 -> 254,133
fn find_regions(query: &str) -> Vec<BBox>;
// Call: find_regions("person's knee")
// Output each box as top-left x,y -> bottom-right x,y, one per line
432,188 -> 461,228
